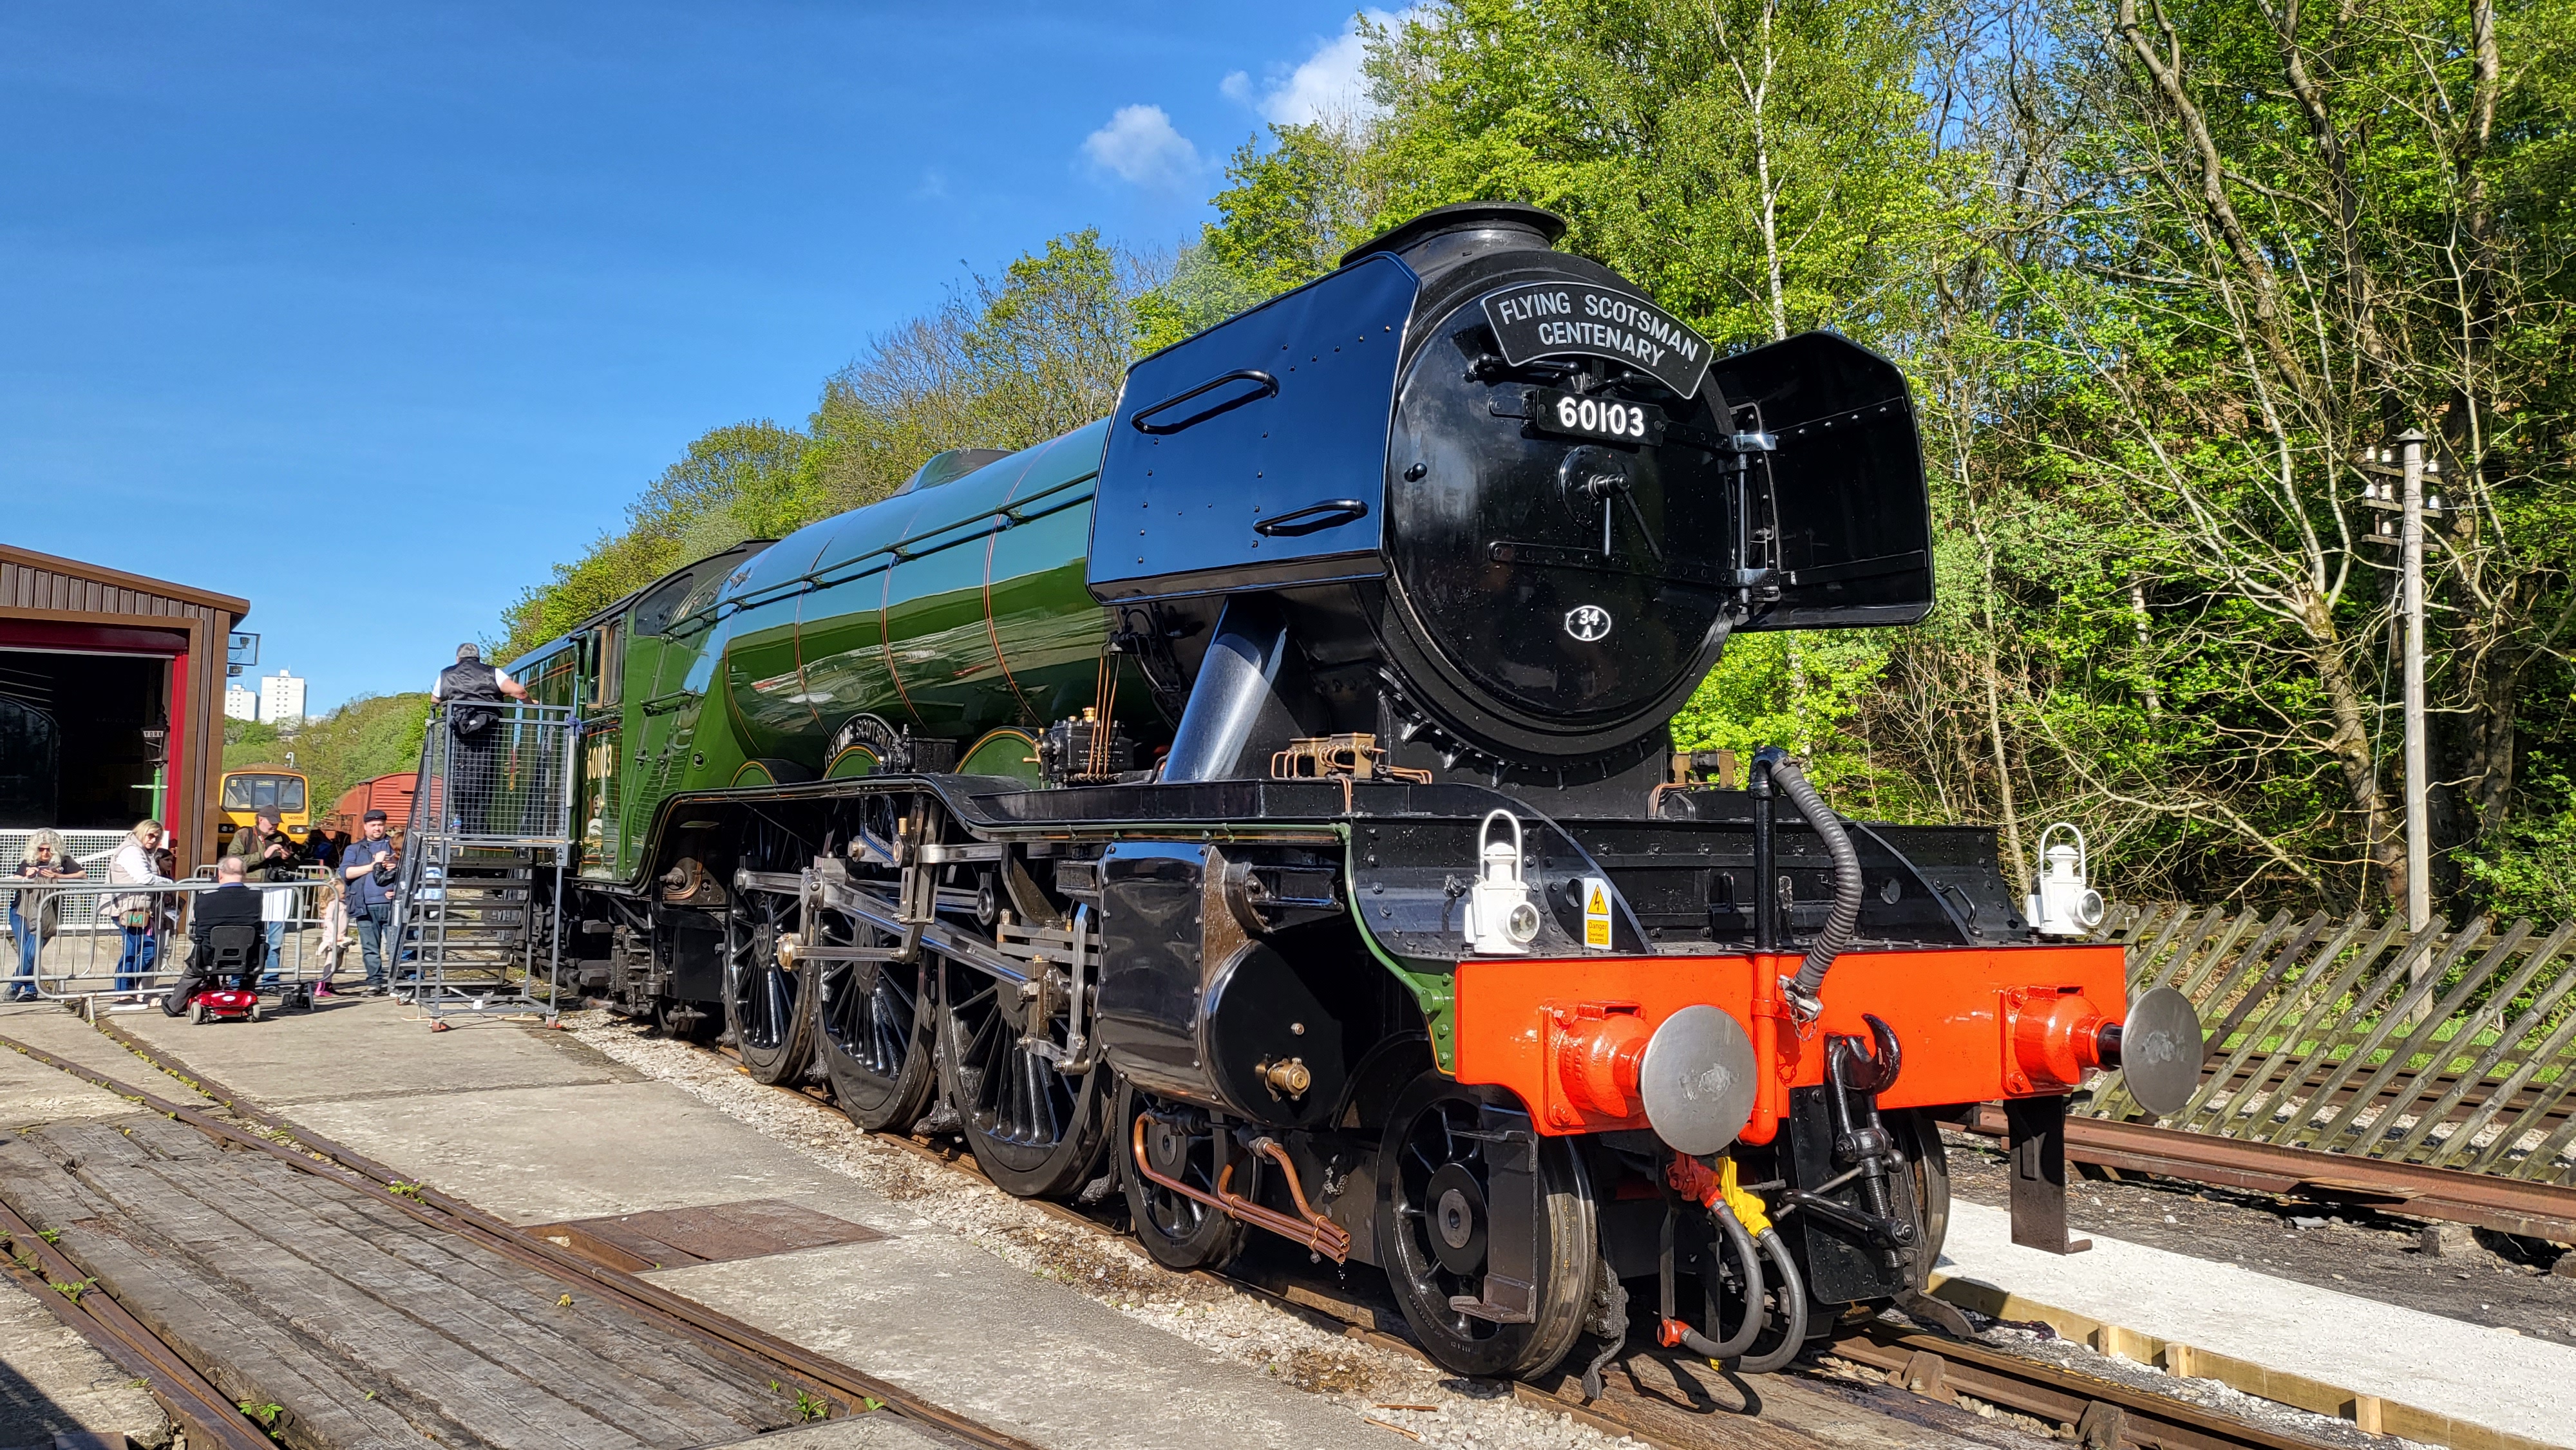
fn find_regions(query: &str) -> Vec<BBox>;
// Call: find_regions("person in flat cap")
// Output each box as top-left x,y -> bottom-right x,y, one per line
339,809 -> 401,994
432,643 -> 531,837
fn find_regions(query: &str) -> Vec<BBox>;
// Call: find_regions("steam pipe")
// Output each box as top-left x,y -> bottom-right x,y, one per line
1750,754 -> 1776,954
1757,746 -> 1861,1020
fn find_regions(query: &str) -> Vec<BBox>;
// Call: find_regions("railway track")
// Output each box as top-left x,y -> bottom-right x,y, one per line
0,1026 -> 1046,1450
31,1015 -> 2372,1450
1955,1104 -> 2576,1244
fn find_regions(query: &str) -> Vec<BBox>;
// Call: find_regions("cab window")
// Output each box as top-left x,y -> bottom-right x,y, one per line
223,775 -> 306,813
592,621 -> 623,706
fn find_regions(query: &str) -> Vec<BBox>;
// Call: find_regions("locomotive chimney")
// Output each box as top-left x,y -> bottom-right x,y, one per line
1338,201 -> 1566,278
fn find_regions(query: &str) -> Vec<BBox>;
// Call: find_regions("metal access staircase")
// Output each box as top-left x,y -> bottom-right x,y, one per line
393,702 -> 579,1022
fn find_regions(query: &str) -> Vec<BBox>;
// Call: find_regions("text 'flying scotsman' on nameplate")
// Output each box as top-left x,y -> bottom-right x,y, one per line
1481,282 -> 1714,399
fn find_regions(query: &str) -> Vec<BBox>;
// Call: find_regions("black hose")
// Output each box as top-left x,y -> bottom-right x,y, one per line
1675,1203 -> 1766,1361
1757,746 -> 1861,1015
1729,1228 -> 1811,1374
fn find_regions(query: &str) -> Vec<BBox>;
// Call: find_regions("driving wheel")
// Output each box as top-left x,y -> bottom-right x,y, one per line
814,907 -> 936,1131
724,887 -> 815,1085
937,959 -> 1107,1198
1376,1074 -> 1596,1379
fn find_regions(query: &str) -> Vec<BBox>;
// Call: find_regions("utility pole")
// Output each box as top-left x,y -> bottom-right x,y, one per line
2398,429 -> 2431,937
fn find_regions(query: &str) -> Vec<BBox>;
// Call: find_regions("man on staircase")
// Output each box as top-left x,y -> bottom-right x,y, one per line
431,643 -> 531,837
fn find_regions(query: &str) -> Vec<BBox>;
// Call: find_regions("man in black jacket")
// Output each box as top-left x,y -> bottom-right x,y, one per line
433,644 -> 531,836
162,856 -> 263,1015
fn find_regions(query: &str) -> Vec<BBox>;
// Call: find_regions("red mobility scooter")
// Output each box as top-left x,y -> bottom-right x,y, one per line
169,922 -> 263,1024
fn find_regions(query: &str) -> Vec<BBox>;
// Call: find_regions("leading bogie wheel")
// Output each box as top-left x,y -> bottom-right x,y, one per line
724,887 -> 816,1086
1891,1107 -> 1950,1284
813,908 -> 936,1131
1118,1080 -> 1247,1273
936,958 -> 1106,1199
1376,1073 -> 1597,1380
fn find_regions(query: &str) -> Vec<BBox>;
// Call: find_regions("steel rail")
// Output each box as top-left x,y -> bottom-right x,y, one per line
0,1195 -> 280,1450
1957,1104 -> 2576,1243
2,1030 -> 1046,1450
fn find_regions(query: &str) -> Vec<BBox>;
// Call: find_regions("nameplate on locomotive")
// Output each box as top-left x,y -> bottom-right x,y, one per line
1481,282 -> 1713,398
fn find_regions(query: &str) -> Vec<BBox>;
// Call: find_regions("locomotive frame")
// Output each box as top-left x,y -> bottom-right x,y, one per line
504,203 -> 2202,1385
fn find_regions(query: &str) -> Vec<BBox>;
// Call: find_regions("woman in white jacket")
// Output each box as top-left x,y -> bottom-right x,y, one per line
105,820 -> 173,993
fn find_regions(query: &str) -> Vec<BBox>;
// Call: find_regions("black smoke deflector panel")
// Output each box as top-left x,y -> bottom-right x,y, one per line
1710,332 -> 1934,632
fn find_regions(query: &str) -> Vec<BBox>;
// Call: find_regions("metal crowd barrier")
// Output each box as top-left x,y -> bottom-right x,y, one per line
1,871 -> 344,1011
413,702 -> 578,847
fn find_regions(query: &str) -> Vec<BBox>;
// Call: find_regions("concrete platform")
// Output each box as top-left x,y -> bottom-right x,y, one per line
704,1416 -> 950,1447
658,1238 -> 1376,1450
104,994 -> 630,1107
1938,1198 -> 2570,1445
287,1078 -> 862,1226
0,1001 -> 213,1127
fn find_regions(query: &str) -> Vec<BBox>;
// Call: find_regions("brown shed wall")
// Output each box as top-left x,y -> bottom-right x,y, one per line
0,544 -> 251,871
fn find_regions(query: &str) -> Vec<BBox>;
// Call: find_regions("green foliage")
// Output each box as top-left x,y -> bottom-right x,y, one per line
1367,0 -> 1956,348
1669,632 -> 1894,791
222,718 -> 282,771
2461,777 -> 2576,924
287,693 -> 436,820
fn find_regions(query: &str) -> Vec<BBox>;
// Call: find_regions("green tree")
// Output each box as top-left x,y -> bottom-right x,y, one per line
1367,0 -> 1956,350
289,693 -> 436,818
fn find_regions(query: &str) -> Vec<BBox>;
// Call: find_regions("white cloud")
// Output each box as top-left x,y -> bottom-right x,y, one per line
1226,10 -> 1412,126
1081,104 -> 1204,189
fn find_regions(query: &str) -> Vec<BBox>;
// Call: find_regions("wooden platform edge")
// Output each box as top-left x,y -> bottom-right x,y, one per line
1929,1274 -> 2563,1450
0,1027 -> 1047,1450
0,1189 -> 277,1450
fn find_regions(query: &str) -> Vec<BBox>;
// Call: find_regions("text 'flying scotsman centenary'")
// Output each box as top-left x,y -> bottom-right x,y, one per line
1481,281 -> 1714,398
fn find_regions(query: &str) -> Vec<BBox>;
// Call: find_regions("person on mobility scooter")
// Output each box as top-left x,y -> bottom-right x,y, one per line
162,855 -> 265,1023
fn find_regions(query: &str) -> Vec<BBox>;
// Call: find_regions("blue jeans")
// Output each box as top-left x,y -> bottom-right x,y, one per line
354,903 -> 394,987
7,903 -> 36,1000
116,925 -> 158,993
260,921 -> 286,988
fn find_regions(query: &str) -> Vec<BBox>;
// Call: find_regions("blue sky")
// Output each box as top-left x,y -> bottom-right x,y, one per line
1,2 -> 1387,711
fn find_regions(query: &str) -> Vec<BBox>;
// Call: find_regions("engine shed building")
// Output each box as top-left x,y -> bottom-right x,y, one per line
0,543 -> 249,870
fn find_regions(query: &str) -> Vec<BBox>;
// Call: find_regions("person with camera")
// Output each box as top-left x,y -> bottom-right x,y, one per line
242,807 -> 305,988
341,809 -> 402,995
432,643 -> 530,836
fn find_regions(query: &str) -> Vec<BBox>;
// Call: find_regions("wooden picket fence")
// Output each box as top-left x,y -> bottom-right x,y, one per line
2082,904 -> 2576,1185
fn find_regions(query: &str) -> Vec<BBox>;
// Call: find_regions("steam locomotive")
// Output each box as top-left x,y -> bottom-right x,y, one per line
507,203 -> 2203,1382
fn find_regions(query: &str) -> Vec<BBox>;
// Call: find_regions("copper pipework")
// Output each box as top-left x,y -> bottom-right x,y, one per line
1128,1116 -> 1352,1263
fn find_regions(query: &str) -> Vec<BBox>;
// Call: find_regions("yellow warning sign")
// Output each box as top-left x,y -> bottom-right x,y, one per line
1582,878 -> 1613,950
